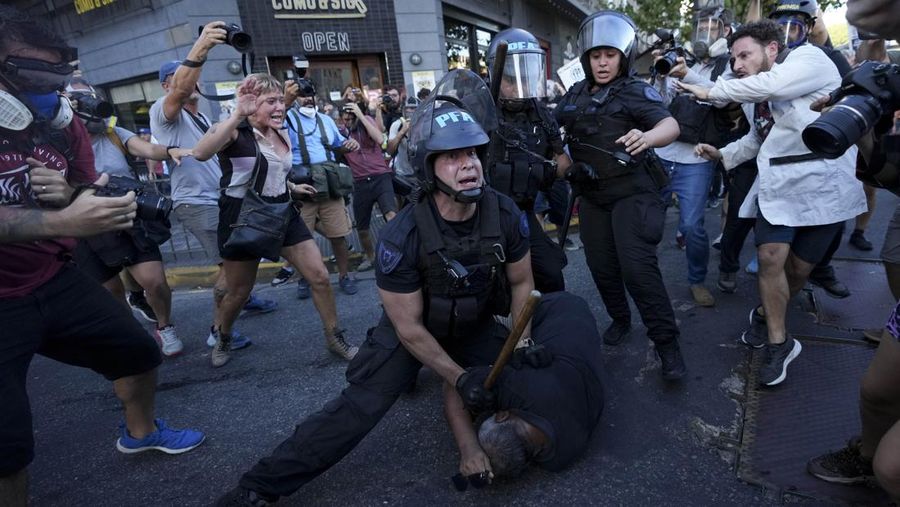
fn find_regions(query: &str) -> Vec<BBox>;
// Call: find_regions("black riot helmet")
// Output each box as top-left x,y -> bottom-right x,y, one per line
486,28 -> 546,101
296,78 -> 316,98
769,0 -> 818,47
408,69 -> 496,203
577,11 -> 638,83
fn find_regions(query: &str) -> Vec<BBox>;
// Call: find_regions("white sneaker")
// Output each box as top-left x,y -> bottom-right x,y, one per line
356,259 -> 374,272
155,325 -> 183,357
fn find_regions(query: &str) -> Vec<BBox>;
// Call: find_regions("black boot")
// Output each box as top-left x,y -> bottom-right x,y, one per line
849,229 -> 873,251
808,269 -> 851,299
656,340 -> 687,381
216,487 -> 276,507
603,320 -> 632,346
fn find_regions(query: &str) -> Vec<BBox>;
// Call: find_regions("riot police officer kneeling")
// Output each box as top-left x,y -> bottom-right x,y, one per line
556,11 -> 687,380
484,28 -> 572,293
217,76 -> 538,504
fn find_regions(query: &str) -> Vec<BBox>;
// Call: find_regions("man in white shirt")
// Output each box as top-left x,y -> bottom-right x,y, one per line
680,20 -> 867,387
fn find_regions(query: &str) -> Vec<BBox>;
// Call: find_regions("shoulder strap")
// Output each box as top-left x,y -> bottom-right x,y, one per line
106,131 -> 143,179
315,114 -> 334,162
710,54 -> 730,81
478,189 -> 502,241
184,109 -> 210,134
413,197 -> 447,255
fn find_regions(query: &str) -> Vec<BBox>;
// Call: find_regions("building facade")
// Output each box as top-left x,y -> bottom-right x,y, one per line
23,0 -> 588,133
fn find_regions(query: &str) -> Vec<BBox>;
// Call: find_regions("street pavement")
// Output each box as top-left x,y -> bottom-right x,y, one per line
26,191 -> 898,506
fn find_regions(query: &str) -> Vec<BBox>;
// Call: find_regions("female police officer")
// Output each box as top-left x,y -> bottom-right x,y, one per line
555,11 -> 686,380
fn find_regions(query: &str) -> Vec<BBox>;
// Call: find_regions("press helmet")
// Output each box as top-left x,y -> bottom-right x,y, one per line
577,11 -> 638,83
769,0 -> 818,48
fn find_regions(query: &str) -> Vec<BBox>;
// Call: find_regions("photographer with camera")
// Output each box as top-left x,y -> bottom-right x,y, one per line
0,7 -> 204,504
652,7 -> 739,306
378,84 -> 402,136
679,20 -> 867,386
386,96 -> 420,201
151,21 -> 277,355
282,78 -> 364,307
68,79 -> 191,356
340,88 -> 399,274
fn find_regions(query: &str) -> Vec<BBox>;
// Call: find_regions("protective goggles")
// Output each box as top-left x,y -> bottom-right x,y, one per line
1,56 -> 75,93
775,16 -> 810,48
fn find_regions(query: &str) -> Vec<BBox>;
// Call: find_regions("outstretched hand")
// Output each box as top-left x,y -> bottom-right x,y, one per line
236,78 -> 263,118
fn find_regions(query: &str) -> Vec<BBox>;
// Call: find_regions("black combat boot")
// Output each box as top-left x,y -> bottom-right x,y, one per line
656,339 -> 687,381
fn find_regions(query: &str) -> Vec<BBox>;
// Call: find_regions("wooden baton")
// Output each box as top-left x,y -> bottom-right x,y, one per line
483,290 -> 542,390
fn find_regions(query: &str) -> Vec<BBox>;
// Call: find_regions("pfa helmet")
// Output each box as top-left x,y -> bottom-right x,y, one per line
487,28 -> 546,100
577,11 -> 638,83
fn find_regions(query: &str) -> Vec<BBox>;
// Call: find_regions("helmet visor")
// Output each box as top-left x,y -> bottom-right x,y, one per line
578,14 -> 636,56
693,17 -> 725,47
499,53 -> 546,99
776,16 -> 809,48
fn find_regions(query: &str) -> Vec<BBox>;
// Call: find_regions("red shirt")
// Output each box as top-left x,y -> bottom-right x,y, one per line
340,120 -> 391,179
0,120 -> 97,298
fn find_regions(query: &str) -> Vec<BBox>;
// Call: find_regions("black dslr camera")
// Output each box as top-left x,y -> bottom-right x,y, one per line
651,29 -> 696,76
70,91 -> 113,119
803,61 -> 900,158
95,176 -> 173,221
199,23 -> 252,53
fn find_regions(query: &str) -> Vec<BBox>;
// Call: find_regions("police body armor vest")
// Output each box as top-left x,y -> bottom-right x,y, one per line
486,104 -> 555,207
413,190 -> 510,340
558,79 -> 640,180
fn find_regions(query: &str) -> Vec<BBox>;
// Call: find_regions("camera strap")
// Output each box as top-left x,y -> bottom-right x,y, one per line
184,109 -> 210,134
106,130 -> 143,180
769,152 -> 825,166
192,54 -> 256,102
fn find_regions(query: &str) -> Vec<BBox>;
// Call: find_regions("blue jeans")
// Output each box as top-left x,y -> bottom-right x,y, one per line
660,159 -> 715,284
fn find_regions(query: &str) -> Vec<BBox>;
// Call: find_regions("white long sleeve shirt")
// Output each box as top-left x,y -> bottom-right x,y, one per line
709,44 -> 866,227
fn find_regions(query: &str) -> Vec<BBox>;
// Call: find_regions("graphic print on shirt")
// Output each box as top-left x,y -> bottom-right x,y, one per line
0,140 -> 68,206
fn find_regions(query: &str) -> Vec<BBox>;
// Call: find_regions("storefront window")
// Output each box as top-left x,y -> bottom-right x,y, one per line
445,17 -> 494,78
104,76 -> 161,134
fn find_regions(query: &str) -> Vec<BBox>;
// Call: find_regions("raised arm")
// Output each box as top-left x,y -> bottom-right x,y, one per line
193,78 -> 261,161
162,21 -> 227,122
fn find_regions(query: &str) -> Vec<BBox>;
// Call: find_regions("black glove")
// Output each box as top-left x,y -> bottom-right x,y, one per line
512,343 -> 553,369
455,366 -> 496,413
565,162 -> 600,185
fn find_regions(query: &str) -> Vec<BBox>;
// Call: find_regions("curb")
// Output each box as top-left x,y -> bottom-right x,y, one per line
165,218 -> 581,289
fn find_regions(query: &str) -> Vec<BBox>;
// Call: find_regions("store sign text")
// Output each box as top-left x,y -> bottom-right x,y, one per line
75,0 -> 116,14
272,0 -> 368,19
301,32 -> 351,53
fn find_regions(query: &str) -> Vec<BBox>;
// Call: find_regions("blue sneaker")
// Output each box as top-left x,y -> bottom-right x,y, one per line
339,274 -> 358,295
116,419 -> 204,455
745,256 -> 759,275
206,327 -> 253,350
241,293 -> 278,317
297,278 -> 311,300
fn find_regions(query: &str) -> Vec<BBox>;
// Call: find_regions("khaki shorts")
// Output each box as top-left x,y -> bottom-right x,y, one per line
299,197 -> 352,239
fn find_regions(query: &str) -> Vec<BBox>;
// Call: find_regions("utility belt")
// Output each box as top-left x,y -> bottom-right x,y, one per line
573,151 -> 669,193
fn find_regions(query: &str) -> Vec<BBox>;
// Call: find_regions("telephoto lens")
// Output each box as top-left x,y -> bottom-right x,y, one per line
71,92 -> 114,119
654,50 -> 678,75
224,23 -> 252,52
803,94 -> 883,158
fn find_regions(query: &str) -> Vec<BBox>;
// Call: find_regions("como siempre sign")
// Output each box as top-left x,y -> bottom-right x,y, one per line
272,0 -> 368,19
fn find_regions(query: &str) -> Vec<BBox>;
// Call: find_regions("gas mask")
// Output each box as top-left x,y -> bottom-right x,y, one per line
708,37 -> 729,58
692,16 -> 726,60
0,55 -> 75,130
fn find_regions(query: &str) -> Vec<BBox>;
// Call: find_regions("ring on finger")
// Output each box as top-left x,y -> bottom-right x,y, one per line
41,185 -> 47,192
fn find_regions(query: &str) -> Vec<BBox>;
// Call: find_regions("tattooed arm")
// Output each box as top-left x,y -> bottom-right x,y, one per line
0,174 -> 137,244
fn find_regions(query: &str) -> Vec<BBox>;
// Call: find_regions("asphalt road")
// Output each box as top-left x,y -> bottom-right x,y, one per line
26,192 -> 898,506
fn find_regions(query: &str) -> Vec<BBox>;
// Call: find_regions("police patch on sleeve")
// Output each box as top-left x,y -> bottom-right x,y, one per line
519,212 -> 530,238
643,86 -> 664,103
377,241 -> 403,274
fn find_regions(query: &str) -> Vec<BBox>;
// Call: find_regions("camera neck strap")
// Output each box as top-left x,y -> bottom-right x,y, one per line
192,53 -> 256,102
105,130 -> 143,180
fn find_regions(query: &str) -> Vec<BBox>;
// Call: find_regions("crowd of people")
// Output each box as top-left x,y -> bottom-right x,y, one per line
1,1 -> 900,505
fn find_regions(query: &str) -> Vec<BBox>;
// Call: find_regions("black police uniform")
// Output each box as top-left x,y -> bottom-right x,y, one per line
486,100 -> 568,293
555,76 -> 681,345
235,187 -> 530,499
493,291 -> 605,471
